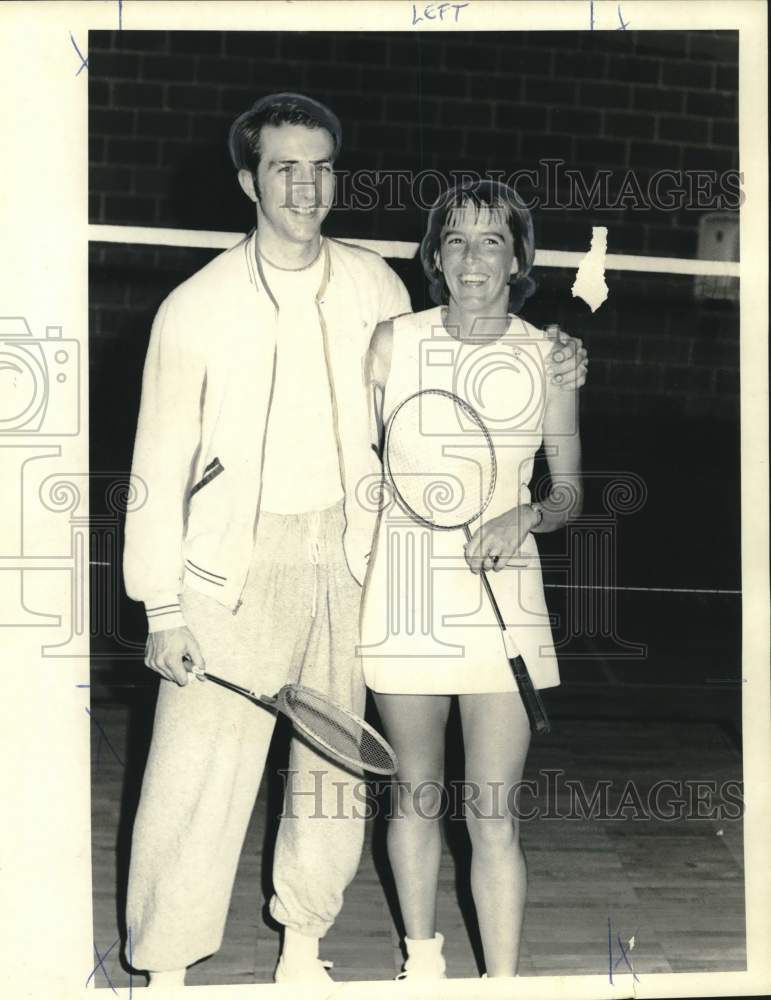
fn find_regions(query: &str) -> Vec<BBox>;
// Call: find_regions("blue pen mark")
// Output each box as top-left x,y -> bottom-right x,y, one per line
77,683 -> 90,688
617,3 -> 630,29
69,32 -> 88,75
607,917 -> 640,983
86,707 -> 125,768
615,930 -> 640,981
71,0 -> 119,74
589,0 -> 595,29
86,937 -> 120,994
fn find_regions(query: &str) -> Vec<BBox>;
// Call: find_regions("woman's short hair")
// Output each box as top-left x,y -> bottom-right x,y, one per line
228,92 -> 342,175
419,179 -> 537,314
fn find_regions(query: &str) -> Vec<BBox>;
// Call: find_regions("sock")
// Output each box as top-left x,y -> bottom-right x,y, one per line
282,928 -> 320,966
405,932 -> 444,958
147,968 -> 186,988
404,932 -> 446,974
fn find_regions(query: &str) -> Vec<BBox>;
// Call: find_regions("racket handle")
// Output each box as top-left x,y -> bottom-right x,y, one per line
463,546 -> 551,735
204,672 -> 277,708
508,653 -> 551,735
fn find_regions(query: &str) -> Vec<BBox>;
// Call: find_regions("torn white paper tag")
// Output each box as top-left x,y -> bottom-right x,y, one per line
572,226 -> 609,312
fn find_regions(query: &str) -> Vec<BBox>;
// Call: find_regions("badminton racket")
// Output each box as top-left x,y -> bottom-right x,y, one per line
183,658 -> 398,775
383,388 -> 551,735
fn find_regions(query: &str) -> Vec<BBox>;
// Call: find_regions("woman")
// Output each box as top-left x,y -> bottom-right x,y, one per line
361,180 -> 583,979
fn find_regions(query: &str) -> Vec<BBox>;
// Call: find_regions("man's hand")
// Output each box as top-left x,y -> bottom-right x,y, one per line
145,626 -> 206,686
544,324 -> 588,389
464,506 -> 537,574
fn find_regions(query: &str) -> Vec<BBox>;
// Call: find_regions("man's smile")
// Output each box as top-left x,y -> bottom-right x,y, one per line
289,206 -> 320,216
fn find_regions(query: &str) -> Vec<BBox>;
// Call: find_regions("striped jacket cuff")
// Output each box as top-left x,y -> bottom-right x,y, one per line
145,600 -> 186,634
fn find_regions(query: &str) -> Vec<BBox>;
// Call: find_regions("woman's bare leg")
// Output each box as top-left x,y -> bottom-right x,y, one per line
374,692 -> 452,939
458,691 -> 531,977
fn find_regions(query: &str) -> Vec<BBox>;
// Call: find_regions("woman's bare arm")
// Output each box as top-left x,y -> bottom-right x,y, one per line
529,378 -> 583,532
463,365 -> 583,574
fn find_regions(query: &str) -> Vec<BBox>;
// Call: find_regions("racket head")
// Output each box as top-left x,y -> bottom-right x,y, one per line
384,389 -> 497,530
277,684 -> 398,776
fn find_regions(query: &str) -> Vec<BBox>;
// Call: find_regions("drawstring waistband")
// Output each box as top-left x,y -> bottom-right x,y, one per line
256,502 -> 344,619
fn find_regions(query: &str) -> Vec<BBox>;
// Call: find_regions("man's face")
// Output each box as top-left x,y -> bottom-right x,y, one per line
437,204 -> 517,313
253,123 -> 335,247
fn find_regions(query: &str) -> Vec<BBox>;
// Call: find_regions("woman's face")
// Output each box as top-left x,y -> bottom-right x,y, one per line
437,204 -> 518,314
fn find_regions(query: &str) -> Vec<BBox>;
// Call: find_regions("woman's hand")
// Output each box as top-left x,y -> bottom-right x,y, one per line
463,505 -> 537,574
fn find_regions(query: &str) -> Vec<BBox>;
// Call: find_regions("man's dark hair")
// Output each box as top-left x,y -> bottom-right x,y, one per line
228,92 -> 342,176
420,180 -> 537,314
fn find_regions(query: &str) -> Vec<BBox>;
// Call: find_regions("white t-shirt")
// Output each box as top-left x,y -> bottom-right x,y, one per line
258,247 -> 345,514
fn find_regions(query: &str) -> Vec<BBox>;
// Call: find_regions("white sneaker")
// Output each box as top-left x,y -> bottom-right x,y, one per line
396,932 -> 446,980
274,955 -> 334,984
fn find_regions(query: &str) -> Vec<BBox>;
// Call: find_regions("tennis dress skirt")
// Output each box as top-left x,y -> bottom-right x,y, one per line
360,307 -> 561,696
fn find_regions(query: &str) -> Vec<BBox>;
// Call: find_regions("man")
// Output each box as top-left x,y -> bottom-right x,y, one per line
123,92 -> 588,987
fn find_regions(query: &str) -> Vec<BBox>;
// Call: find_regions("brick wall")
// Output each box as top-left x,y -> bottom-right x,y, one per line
89,29 -> 740,421
89,29 -> 739,250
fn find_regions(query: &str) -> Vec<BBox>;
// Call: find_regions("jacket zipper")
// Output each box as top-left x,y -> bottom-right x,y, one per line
233,253 -> 280,615
315,251 -> 347,507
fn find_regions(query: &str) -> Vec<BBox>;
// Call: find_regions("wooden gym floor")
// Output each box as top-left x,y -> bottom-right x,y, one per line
89,685 -> 745,989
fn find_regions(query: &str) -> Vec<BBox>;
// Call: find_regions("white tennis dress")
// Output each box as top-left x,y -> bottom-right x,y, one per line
360,307 -> 561,695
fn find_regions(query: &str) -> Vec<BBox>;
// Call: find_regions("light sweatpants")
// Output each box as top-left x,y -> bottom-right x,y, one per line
126,502 -> 366,972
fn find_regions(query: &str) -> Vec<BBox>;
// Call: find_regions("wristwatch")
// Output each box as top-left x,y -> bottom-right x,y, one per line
530,503 -> 544,530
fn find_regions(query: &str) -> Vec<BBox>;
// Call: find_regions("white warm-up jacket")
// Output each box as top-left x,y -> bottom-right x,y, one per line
123,232 -> 411,632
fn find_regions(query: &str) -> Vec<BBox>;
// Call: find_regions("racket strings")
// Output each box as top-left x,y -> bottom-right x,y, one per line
385,391 -> 497,530
283,687 -> 397,774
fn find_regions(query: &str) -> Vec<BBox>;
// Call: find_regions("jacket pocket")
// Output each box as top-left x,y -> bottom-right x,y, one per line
188,457 -> 224,499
